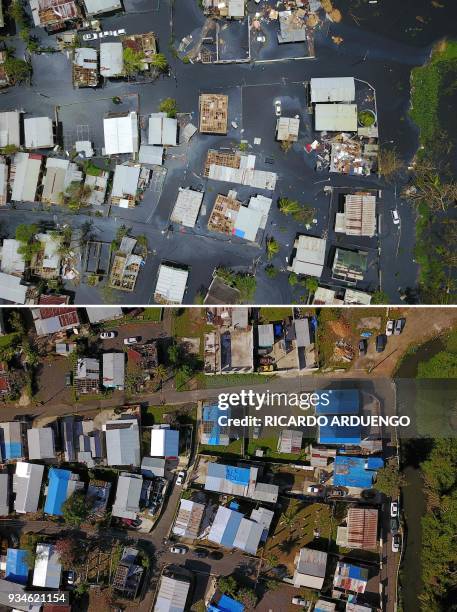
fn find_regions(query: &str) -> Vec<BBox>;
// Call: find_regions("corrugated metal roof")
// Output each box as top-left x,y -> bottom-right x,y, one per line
44,468 -> 78,516
0,271 -> 27,304
24,117 -> 54,149
291,235 -> 326,277
170,188 -> 204,228
310,77 -> 355,103
83,0 -> 122,15
0,239 -> 25,276
112,473 -> 142,519
155,264 -> 188,304
86,307 -> 123,323
258,324 -> 274,348
294,318 -> 311,347
347,507 -> 378,549
27,427 -> 55,460
105,422 -> 140,466
112,163 -> 141,197
11,152 -> 42,202
0,111 -> 21,148
102,352 -> 125,389
13,462 -> 44,513
141,456 -> 165,478
5,549 -> 29,584
173,499 -> 205,539
0,473 -> 9,515
100,42 -> 123,77
104,112 -> 139,155
155,575 -> 190,612
315,104 -> 358,132
0,422 -> 23,460
333,456 -> 376,489
150,428 -> 179,458
32,544 -> 61,589
139,144 -> 164,166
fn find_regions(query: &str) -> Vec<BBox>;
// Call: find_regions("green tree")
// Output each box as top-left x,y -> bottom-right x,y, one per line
151,52 -> 168,72
167,343 -> 182,367
123,47 -> 146,76
278,197 -> 314,224
4,56 -> 31,85
218,575 -> 237,597
288,272 -> 299,286
371,290 -> 389,304
61,492 -> 90,527
8,0 -> 26,27
266,237 -> 280,260
305,276 -> 318,293
374,461 -> 405,497
265,264 -> 278,278
159,97 -> 178,118
15,224 -> 38,243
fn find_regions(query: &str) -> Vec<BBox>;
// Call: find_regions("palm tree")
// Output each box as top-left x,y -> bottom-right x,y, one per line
278,197 -> 301,216
151,53 -> 169,72
266,237 -> 280,260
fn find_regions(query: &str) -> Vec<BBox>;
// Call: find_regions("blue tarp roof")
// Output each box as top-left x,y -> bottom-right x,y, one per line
318,425 -> 361,445
347,563 -> 368,581
5,549 -> 29,585
366,457 -> 384,469
316,389 -> 359,415
44,468 -> 72,516
203,404 -> 230,445
333,456 -> 376,489
3,441 -> 22,460
220,510 -> 243,548
163,429 -> 179,457
225,466 -> 250,485
208,594 -> 245,612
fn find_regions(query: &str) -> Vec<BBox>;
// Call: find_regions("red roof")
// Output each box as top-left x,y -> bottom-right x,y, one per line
39,295 -> 70,306
127,348 -> 142,365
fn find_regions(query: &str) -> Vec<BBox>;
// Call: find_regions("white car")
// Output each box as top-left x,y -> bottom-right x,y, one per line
100,331 -> 117,340
123,336 -> 141,345
103,31 -> 112,36
292,597 -> 310,607
82,33 -> 97,41
391,209 -> 400,225
98,32 -> 105,38
390,501 -> 399,517
274,100 -> 282,116
307,485 -> 321,493
170,545 -> 187,555
117,28 -> 126,35
391,533 -> 400,553
176,471 -> 186,485
386,319 -> 394,336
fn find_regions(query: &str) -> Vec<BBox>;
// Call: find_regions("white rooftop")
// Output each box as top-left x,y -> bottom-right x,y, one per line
104,112 -> 139,155
155,264 -> 188,304
310,77 -> 356,103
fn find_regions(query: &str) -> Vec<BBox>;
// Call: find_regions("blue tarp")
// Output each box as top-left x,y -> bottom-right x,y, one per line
225,466 -> 250,485
203,404 -> 230,446
366,457 -> 384,469
333,456 -> 376,489
347,563 -> 368,580
5,549 -> 29,585
220,510 -> 243,548
44,468 -> 72,516
234,229 -> 245,238
208,594 -> 245,612
163,429 -> 179,457
318,425 -> 361,446
4,441 -> 22,460
316,389 -> 360,415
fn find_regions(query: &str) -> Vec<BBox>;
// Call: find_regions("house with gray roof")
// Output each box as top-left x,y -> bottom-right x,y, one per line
154,574 -> 191,612
13,461 -> 44,514
100,42 -> 123,77
112,472 -> 142,519
0,111 -> 21,148
86,307 -> 123,323
103,418 -> 140,466
24,116 -> 54,149
208,506 -> 263,554
102,352 -> 125,390
27,427 -> 55,460
0,473 -> 10,515
10,152 -> 43,203
293,547 -> 328,589
141,456 -> 166,478
0,239 -> 26,276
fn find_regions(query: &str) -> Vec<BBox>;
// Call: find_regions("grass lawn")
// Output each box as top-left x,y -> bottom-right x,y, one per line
172,308 -> 213,339
142,308 -> 163,322
264,501 -> 333,573
199,438 -> 243,456
197,372 -> 276,389
259,308 -> 293,323
142,404 -> 196,425
247,436 -> 308,461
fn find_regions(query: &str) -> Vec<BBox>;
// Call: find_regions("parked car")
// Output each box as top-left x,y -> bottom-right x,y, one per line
170,545 -> 187,555
358,339 -> 368,355
390,517 -> 399,534
390,501 -> 399,517
386,319 -> 395,336
176,470 -> 186,485
274,99 -> 282,116
376,334 -> 387,352
82,33 -> 97,41
391,209 -> 400,225
394,318 -> 406,335
330,488 -> 347,497
192,548 -> 208,558
123,336 -> 141,345
103,31 -> 112,36
97,32 -> 105,38
64,570 -> 76,586
392,533 -> 401,553
307,485 -> 321,493
292,597 -> 311,607
100,331 -> 117,339
65,373 -> 72,387
117,28 -> 126,35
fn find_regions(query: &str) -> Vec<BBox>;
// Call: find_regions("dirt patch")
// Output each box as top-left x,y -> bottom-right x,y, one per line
328,319 -> 352,337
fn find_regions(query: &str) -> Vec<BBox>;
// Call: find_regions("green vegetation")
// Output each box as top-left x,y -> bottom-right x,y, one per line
266,237 -> 279,260
410,40 -> 457,149
374,461 -> 405,497
199,438 -> 243,456
216,267 -> 256,303
4,54 -> 31,85
159,97 -> 178,118
200,372 -> 275,389
278,197 -> 315,224
247,435 -> 308,461
15,223 -> 40,263
83,161 -> 103,177
60,181 -> 92,212
62,492 -> 90,527
370,290 -> 389,304
123,47 -> 146,75
151,52 -> 169,72
419,438 -> 457,610
264,264 -> 278,279
259,307 -> 292,322
217,576 -> 257,610
141,308 -> 162,321
358,110 -> 376,127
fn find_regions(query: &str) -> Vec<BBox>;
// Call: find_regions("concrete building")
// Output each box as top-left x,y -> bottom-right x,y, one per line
154,263 -> 188,304
100,42 -> 123,77
315,104 -> 358,132
104,111 -> 139,155
288,235 -> 327,277
170,188 -> 204,228
24,116 -> 54,149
